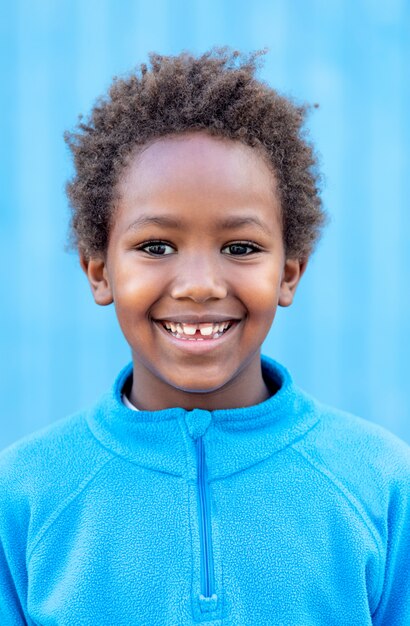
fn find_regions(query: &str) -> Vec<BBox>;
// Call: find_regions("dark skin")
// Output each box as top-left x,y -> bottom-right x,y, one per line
81,132 -> 306,411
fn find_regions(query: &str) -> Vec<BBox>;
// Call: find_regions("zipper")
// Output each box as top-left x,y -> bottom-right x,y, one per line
196,435 -> 216,599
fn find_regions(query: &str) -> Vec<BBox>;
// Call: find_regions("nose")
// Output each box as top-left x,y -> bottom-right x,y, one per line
170,253 -> 228,302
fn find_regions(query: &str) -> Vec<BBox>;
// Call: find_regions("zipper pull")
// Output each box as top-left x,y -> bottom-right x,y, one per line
199,593 -> 218,613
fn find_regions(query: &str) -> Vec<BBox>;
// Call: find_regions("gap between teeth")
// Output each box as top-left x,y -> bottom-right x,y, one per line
162,321 -> 232,337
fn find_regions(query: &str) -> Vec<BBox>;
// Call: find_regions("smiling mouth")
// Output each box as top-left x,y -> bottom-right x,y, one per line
157,320 -> 235,340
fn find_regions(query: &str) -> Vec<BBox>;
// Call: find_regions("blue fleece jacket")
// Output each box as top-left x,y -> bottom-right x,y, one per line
1,356 -> 410,625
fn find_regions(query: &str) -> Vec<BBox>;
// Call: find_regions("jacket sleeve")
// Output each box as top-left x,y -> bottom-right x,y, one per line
0,452 -> 30,625
372,472 -> 410,625
0,538 -> 27,625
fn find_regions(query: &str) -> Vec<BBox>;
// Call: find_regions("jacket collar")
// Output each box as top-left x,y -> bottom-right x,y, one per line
86,356 -> 320,480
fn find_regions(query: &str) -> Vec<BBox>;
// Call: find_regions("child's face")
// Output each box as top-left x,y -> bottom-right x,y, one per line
83,132 -> 305,410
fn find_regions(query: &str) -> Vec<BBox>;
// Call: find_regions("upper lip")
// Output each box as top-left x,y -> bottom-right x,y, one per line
154,315 -> 241,324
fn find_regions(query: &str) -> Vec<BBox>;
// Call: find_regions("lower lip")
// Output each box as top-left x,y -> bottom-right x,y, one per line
154,321 -> 240,353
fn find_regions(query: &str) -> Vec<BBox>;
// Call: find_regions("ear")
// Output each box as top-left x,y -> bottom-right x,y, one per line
79,252 -> 113,306
278,258 -> 308,307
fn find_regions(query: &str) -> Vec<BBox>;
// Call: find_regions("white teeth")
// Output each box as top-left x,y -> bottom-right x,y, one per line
181,324 -> 197,335
161,320 -> 233,339
199,324 -> 213,336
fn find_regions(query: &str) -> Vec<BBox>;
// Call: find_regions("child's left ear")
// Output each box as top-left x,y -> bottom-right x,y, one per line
278,258 -> 308,307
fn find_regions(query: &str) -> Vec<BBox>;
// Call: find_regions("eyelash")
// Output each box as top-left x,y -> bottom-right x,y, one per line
222,241 -> 262,256
136,240 -> 175,256
136,240 -> 262,257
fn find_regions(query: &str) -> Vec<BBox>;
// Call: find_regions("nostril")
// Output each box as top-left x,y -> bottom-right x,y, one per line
170,279 -> 227,302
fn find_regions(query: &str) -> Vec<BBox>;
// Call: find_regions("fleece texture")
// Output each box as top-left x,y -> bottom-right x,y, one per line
1,356 -> 410,625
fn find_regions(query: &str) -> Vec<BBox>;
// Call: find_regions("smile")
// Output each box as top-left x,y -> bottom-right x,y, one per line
158,320 -> 235,340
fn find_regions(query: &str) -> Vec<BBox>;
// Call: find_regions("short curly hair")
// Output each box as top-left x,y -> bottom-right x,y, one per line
65,48 -> 326,260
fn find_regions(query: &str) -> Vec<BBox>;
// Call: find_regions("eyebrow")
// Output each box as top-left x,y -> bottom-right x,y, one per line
125,213 -> 271,233
126,215 -> 182,231
217,216 -> 271,233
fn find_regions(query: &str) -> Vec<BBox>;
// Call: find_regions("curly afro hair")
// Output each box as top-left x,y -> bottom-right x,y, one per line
65,48 -> 326,260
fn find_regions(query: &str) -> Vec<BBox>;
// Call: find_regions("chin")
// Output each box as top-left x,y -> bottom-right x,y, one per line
167,373 -> 229,395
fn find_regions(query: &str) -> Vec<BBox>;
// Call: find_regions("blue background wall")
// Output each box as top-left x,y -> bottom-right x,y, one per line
1,0 -> 409,449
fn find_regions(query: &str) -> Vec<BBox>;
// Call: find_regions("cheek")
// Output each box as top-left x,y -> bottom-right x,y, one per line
111,263 -> 163,319
237,266 -> 282,320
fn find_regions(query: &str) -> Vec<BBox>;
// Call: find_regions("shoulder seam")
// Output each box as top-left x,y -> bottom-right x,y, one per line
27,455 -> 115,565
290,446 -> 384,611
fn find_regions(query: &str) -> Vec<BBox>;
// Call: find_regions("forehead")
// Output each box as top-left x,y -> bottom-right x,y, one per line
115,132 -> 281,229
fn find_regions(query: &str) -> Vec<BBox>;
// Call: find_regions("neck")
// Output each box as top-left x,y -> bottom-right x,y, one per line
129,353 -> 271,411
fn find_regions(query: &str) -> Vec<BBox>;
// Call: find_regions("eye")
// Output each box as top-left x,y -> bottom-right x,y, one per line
222,242 -> 261,256
138,241 -> 175,256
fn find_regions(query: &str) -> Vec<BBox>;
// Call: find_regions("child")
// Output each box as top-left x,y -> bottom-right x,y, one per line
1,49 -> 409,625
